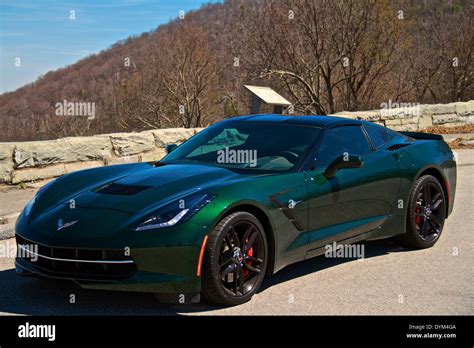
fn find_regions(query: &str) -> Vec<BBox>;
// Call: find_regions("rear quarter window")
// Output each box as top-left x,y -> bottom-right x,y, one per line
364,124 -> 390,148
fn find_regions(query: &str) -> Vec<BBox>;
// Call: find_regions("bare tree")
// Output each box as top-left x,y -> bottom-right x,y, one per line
244,0 -> 407,114
158,23 -> 219,128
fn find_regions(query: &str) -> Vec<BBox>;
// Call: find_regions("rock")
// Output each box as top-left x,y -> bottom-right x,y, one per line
464,115 -> 474,124
0,144 -> 14,183
150,128 -> 202,147
380,105 -> 421,119
0,144 -> 12,161
104,155 -> 141,165
333,111 -> 381,121
442,121 -> 470,128
13,161 -> 102,184
14,137 -> 112,169
403,124 -> 419,131
455,101 -> 474,116
64,161 -> 103,173
2,128 -> 201,184
140,149 -> 166,162
332,112 -> 358,120
0,222 -> 15,240
385,119 -> 402,126
401,117 -> 419,125
432,113 -> 461,124
418,114 -> 433,130
109,132 -> 155,156
12,163 -> 66,184
423,103 -> 456,115
387,124 -> 418,132
25,178 -> 56,188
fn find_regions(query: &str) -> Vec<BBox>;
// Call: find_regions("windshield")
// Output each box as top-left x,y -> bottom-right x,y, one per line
162,122 -> 321,172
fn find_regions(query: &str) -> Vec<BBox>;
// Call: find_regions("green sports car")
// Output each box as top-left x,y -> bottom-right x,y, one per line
15,115 -> 456,306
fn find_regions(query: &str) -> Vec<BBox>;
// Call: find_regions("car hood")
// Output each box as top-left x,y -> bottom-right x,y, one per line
66,163 -> 242,214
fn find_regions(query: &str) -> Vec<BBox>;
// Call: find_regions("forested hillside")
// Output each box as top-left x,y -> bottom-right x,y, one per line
0,0 -> 472,141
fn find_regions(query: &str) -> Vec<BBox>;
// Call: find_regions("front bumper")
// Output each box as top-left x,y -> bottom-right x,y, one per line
15,221 -> 209,302
14,202 -> 211,303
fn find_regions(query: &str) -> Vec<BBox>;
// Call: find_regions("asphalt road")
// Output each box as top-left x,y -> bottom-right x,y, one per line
0,152 -> 472,315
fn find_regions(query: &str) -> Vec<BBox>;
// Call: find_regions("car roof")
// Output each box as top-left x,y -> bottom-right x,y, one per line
222,114 -> 364,128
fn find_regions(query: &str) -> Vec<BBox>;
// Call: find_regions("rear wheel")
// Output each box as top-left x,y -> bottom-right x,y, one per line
201,212 -> 268,306
398,175 -> 446,249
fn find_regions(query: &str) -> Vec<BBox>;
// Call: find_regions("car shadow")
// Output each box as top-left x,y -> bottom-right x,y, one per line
0,238 -> 411,315
258,238 -> 410,293
0,267 -> 224,315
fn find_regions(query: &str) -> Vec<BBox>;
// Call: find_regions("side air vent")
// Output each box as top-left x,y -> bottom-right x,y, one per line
387,143 -> 411,151
94,183 -> 151,196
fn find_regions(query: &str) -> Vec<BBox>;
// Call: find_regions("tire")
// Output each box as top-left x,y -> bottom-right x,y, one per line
201,211 -> 268,306
397,174 -> 447,249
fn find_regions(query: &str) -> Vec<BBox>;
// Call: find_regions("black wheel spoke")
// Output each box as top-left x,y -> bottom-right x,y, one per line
243,230 -> 258,253
430,213 -> 441,227
241,225 -> 253,246
420,218 -> 429,237
431,198 -> 443,212
423,184 -> 431,205
428,219 -> 438,233
236,266 -> 245,294
229,227 -> 240,248
243,262 -> 261,273
430,192 -> 441,206
224,236 -> 233,249
427,219 -> 436,234
246,256 -> 263,264
219,255 -> 233,269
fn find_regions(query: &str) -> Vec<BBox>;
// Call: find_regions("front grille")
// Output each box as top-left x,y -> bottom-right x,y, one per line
16,235 -> 136,281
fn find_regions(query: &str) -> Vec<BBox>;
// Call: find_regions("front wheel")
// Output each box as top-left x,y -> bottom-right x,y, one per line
398,174 -> 447,249
201,212 -> 268,306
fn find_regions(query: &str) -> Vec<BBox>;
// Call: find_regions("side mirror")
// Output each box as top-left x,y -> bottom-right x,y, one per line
323,154 -> 363,179
165,143 -> 178,154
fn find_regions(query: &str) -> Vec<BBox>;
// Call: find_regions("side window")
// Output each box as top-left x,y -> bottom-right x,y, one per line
364,124 -> 390,149
316,126 -> 371,169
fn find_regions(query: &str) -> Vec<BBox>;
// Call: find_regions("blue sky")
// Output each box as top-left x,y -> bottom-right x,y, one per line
0,0 -> 219,93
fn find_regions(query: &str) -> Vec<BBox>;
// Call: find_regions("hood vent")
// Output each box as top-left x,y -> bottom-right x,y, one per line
94,183 -> 152,196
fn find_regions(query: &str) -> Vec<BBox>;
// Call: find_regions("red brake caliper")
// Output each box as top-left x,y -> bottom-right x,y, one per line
415,206 -> 422,226
243,239 -> 253,277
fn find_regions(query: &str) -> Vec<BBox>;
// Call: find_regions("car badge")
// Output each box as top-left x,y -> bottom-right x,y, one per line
57,218 -> 78,231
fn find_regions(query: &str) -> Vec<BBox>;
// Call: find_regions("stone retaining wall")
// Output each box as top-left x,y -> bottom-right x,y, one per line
332,100 -> 474,131
1,100 -> 473,185
0,128 -> 202,184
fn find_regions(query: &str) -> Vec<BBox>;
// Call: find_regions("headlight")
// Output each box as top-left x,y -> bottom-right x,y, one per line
133,192 -> 216,231
22,178 -> 57,217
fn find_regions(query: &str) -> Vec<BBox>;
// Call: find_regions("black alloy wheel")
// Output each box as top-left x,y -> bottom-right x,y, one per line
202,212 -> 268,306
398,175 -> 446,249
